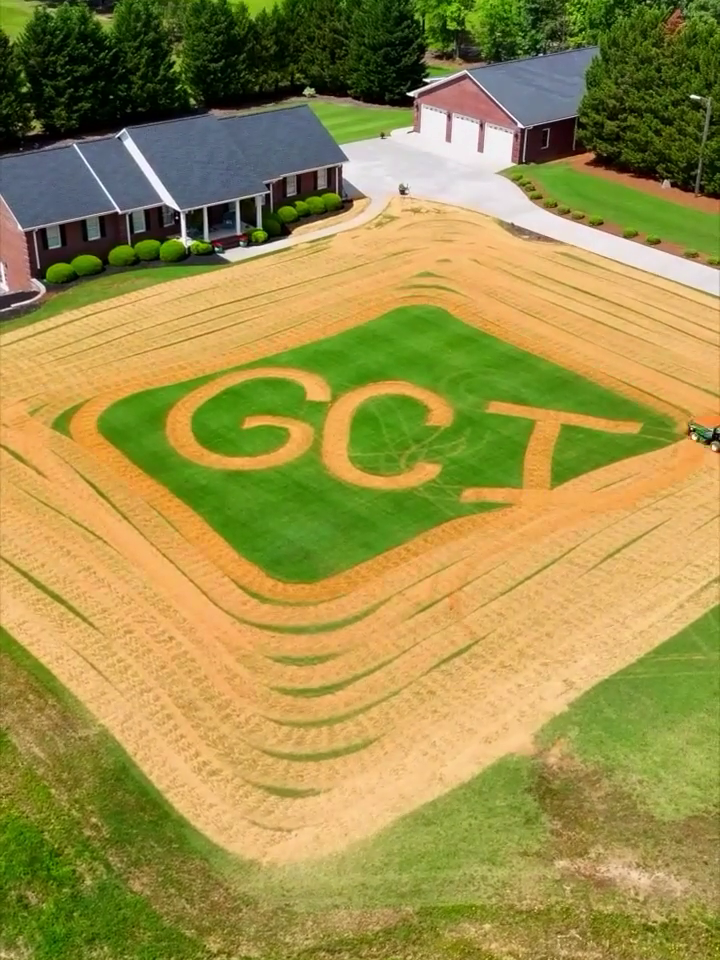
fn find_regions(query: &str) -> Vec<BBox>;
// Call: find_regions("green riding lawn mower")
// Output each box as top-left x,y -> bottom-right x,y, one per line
687,420 -> 720,452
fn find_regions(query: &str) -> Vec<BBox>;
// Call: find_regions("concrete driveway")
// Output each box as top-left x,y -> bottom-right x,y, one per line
342,133 -> 720,297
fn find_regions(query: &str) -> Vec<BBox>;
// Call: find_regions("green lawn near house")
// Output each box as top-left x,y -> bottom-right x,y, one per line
425,64 -> 459,78
308,100 -> 413,143
517,161 -> 720,256
0,264 -> 225,338
0,0 -> 41,36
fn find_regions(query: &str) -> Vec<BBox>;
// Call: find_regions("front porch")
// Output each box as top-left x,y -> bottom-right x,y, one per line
178,194 -> 266,244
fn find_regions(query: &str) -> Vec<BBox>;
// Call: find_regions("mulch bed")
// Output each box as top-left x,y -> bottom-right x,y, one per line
0,289 -> 40,313
566,153 -> 720,215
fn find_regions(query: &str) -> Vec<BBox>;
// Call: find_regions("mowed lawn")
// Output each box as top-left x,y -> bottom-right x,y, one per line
0,264 -> 225,338
0,0 -> 41,36
93,305 -> 676,583
1,605 -> 717,958
521,161 -> 720,256
308,100 -> 413,142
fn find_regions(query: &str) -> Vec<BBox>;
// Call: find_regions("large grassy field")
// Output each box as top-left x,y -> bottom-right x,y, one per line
89,304 -> 677,582
519,161 -> 720,257
308,100 -> 413,142
0,0 -> 40,36
2,605 -> 717,959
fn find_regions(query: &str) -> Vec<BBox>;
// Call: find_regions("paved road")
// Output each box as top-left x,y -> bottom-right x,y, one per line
341,131 -> 720,297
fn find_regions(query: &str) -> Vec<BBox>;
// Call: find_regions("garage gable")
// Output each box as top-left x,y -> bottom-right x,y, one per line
412,74 -> 518,131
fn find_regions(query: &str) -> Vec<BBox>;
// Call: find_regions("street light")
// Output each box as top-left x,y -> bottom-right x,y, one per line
689,94 -> 712,197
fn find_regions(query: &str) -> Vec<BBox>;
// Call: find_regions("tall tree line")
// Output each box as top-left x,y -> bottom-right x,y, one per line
0,0 -> 425,145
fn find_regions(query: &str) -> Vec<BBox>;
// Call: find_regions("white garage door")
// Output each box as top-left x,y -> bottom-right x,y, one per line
419,104 -> 447,141
482,124 -> 515,165
450,114 -> 480,157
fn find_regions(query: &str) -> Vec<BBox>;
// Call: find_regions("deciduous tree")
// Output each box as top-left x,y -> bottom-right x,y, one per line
346,0 -> 426,103
0,29 -> 32,145
467,0 -> 530,62
112,0 -> 187,120
415,0 -> 474,57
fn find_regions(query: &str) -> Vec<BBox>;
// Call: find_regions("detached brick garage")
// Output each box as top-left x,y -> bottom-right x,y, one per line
410,47 -> 598,167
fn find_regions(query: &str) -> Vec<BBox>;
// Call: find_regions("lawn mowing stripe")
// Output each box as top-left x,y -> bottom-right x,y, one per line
265,652 -> 342,666
20,487 -> 120,555
253,737 -> 378,762
52,401 -> 87,437
270,653 -> 399,697
1,556 -> 99,632
0,442 -> 47,478
246,782 -> 325,798
578,515 -> 676,578
238,598 -> 386,635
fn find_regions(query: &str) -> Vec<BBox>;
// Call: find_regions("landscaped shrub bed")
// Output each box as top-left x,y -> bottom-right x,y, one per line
45,263 -> 77,284
251,229 -> 268,244
277,205 -> 299,223
190,240 -> 214,256
108,245 -> 138,267
71,254 -> 104,276
134,239 -> 162,261
159,240 -> 188,262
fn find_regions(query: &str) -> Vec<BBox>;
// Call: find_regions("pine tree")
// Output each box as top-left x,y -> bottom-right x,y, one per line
181,0 -> 256,106
111,0 -> 188,120
17,2 -> 116,135
0,29 -> 32,145
346,0 -> 426,104
254,5 -> 286,95
296,0 -> 350,94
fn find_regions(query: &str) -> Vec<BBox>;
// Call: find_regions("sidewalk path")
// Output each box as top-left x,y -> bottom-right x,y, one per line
223,132 -> 719,297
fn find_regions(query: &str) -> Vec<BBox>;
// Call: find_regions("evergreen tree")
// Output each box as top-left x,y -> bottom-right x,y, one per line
346,0 -> 426,104
277,0 -> 307,90
467,0 -> 530,61
254,5 -> 287,95
17,1 -> 116,135
112,0 -> 187,120
0,29 -> 32,145
296,0 -> 350,94
181,0 -> 256,105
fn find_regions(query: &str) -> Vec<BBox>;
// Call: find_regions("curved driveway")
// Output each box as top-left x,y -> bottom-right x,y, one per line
342,131 -> 720,297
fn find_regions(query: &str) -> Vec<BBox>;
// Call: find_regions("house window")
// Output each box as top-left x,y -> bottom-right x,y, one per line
317,167 -> 328,190
85,216 -> 102,241
45,225 -> 63,249
131,210 -> 147,234
161,205 -> 175,227
285,174 -> 297,197
541,127 -> 551,149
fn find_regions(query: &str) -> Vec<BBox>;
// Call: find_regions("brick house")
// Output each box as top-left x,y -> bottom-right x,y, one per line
0,105 -> 347,294
409,47 -> 598,167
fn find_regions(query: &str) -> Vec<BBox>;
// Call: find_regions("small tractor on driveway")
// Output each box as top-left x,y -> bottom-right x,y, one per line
687,420 -> 720,452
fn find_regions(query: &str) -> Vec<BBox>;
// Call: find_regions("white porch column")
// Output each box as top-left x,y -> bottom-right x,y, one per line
254,194 -> 263,227
125,213 -> 132,244
235,198 -> 241,233
180,211 -> 188,245
202,206 -> 209,242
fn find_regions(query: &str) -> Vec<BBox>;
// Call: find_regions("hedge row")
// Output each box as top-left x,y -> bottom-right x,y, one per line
510,172 -> 718,264
43,237 -> 215,284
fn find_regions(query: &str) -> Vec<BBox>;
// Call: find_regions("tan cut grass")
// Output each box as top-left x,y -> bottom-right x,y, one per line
1,198 -> 719,864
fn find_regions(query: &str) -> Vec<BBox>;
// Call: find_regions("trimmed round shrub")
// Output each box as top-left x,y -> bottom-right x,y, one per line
529,190 -> 543,200
190,240 -> 214,256
134,238 -> 161,261
306,195 -> 326,215
707,255 -> 720,266
588,215 -> 604,226
294,199 -> 311,218
321,191 -> 342,211
509,171 -> 525,182
159,239 -> 188,262
251,229 -> 268,244
543,198 -> 558,208
263,217 -> 282,237
45,262 -> 76,284
277,205 -> 299,223
646,235 -> 661,245
557,205 -> 571,215
71,254 -> 104,277
623,228 -> 639,239
570,210 -> 585,220
108,244 -> 138,267
683,249 -> 699,259
522,182 -> 536,193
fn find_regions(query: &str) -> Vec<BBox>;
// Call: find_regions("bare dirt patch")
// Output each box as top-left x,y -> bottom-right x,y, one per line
1,199 -> 718,866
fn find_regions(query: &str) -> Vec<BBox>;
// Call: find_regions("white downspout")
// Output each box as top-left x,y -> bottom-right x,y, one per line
235,198 -> 241,233
202,206 -> 209,242
522,127 -> 530,164
32,230 -> 41,272
180,211 -> 188,245
125,213 -> 132,244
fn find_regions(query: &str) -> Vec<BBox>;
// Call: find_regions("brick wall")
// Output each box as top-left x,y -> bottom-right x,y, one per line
522,118 -> 579,164
0,196 -> 33,293
414,75 -> 517,131
269,166 -> 343,211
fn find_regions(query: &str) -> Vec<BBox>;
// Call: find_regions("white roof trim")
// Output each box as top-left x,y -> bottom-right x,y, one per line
73,143 -> 121,212
408,71 -> 472,97
28,210 -> 119,232
410,70 -> 524,128
266,163 -> 341,182
180,190 -> 268,213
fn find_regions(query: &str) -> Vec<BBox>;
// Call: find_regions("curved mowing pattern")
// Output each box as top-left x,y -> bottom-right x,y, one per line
1,198 -> 718,865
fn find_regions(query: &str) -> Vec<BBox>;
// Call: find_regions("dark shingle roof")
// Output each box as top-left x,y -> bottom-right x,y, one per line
124,114 -> 268,210
77,136 -> 162,211
0,144 -> 116,230
218,105 -> 348,181
468,47 -> 599,127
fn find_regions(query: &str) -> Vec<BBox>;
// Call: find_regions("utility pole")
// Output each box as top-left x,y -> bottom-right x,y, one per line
689,94 -> 712,197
